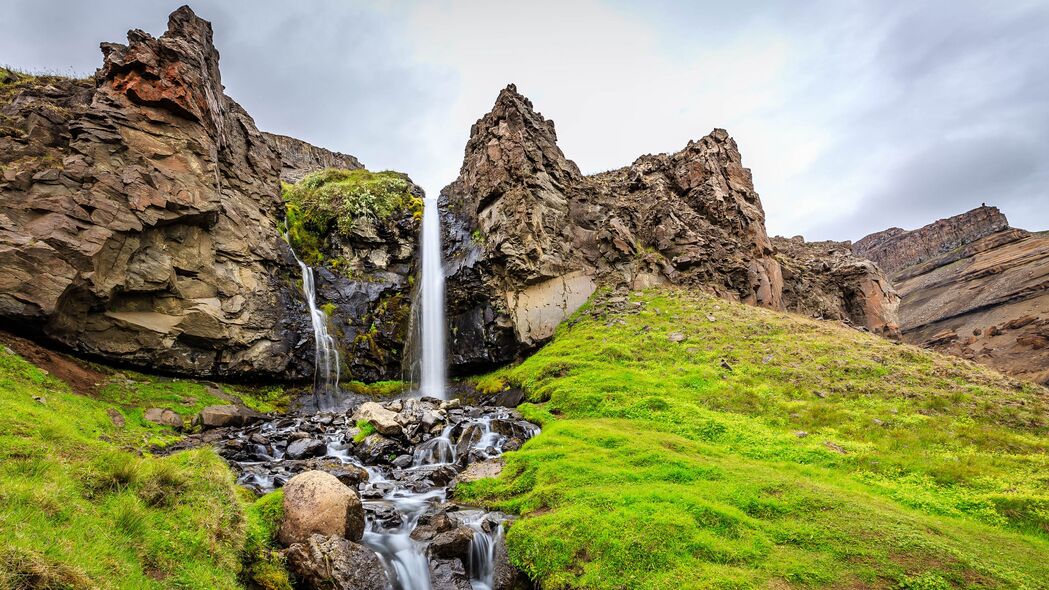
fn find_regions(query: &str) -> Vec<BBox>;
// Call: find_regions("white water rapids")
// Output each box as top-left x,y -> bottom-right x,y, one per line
419,197 -> 447,399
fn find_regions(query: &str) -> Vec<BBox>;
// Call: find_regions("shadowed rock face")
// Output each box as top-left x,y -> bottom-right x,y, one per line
772,237 -> 900,336
855,207 -> 1049,385
439,84 -> 794,372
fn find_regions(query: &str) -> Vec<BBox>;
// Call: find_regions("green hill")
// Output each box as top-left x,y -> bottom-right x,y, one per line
458,287 -> 1049,589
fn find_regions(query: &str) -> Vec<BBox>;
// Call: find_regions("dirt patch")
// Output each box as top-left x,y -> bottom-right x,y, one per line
0,331 -> 111,396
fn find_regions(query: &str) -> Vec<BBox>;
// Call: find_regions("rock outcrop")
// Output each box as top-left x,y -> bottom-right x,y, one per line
853,205 -> 1010,274
263,131 -> 363,183
855,207 -> 1049,385
439,84 -> 898,371
0,7 -> 316,378
772,236 -> 900,335
0,7 -> 420,384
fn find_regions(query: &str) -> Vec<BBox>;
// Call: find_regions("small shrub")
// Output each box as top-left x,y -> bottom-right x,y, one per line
353,420 -> 376,443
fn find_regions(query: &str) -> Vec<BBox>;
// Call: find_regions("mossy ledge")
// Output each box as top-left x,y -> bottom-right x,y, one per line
457,287 -> 1049,589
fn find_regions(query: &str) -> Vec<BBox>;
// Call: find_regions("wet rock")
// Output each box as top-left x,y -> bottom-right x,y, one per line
279,470 -> 365,545
143,407 -> 181,428
356,434 -> 406,465
452,458 -> 504,488
287,438 -> 326,460
429,558 -> 473,590
286,534 -> 388,590
428,527 -> 475,560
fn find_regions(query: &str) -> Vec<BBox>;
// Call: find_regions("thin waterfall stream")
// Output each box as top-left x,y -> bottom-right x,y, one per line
285,235 -> 341,410
419,196 -> 447,399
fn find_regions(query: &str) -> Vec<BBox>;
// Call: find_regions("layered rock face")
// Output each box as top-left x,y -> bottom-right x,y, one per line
263,131 -> 363,183
854,205 -> 1009,274
440,85 -> 897,371
0,8 -> 311,378
772,237 -> 900,335
855,207 -> 1049,385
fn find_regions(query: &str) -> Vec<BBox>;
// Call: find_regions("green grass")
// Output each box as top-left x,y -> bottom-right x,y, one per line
0,348 -> 290,589
280,168 -> 422,267
457,288 -> 1049,589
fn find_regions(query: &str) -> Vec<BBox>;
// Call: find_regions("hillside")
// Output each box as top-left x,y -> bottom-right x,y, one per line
458,287 -> 1049,589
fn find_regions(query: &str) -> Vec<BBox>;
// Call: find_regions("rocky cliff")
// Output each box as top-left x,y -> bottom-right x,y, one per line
0,7 -> 417,382
856,208 -> 1049,385
854,205 -> 1010,274
263,131 -> 363,183
439,85 -> 895,371
772,236 -> 899,335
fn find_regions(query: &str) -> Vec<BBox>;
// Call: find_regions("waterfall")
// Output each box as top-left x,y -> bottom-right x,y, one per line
285,236 -> 340,410
419,197 -> 446,399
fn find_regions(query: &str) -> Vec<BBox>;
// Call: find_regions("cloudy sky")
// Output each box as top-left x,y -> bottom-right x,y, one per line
3,0 -> 1046,240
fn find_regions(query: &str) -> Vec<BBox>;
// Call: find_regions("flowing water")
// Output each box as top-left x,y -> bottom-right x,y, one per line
285,236 -> 341,410
419,197 -> 446,399
218,402 -> 538,590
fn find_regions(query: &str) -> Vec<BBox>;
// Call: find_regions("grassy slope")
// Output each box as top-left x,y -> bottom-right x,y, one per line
459,288 -> 1049,589
0,348 -> 291,589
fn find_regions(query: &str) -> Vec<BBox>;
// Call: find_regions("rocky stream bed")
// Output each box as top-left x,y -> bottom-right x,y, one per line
201,395 -> 539,590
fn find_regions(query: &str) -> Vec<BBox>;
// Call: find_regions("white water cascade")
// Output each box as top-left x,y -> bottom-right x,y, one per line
286,237 -> 340,410
419,197 -> 447,399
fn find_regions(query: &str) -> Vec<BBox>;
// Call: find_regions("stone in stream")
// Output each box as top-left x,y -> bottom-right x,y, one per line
286,438 -> 326,460
429,558 -> 473,590
279,471 -> 365,545
286,533 -> 388,590
351,402 -> 402,436
427,527 -> 475,560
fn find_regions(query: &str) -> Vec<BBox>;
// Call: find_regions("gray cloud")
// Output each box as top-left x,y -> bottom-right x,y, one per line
2,0 -> 1046,241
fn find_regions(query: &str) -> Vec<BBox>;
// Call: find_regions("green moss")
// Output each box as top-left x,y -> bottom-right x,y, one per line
458,287 -> 1049,589
242,490 -> 292,590
346,380 -> 407,398
353,420 -> 377,443
319,302 -> 337,317
281,168 -> 422,269
0,348 -> 252,588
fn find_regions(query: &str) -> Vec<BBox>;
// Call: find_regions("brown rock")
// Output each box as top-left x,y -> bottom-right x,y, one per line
195,404 -> 262,429
440,85 -> 785,371
279,470 -> 366,546
285,534 -> 388,590
143,407 -> 182,428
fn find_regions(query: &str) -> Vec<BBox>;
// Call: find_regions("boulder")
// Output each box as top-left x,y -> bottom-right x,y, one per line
287,438 -> 326,460
279,470 -> 365,546
352,402 -> 402,437
429,558 -> 473,590
196,405 -> 262,429
286,534 -> 388,590
428,527 -> 475,560
143,407 -> 182,428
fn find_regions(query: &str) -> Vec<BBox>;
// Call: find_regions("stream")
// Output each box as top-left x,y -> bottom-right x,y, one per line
215,396 -> 538,589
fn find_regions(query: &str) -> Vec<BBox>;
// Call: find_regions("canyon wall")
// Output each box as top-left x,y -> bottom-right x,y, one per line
855,207 -> 1049,385
0,7 -> 418,382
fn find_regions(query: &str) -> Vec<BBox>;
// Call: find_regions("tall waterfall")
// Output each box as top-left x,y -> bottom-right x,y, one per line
286,237 -> 340,410
419,197 -> 446,399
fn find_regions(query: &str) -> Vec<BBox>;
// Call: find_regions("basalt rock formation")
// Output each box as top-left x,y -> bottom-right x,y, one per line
772,236 -> 900,335
0,7 -> 414,382
439,84 -> 897,371
263,131 -> 363,183
855,206 -> 1049,385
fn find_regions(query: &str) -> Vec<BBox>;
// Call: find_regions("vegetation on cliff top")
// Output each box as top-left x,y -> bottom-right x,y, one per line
0,346 -> 290,589
458,288 -> 1049,589
281,168 -> 422,267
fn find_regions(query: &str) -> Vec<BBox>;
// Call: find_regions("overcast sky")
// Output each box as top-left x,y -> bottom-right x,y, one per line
3,0 -> 1046,240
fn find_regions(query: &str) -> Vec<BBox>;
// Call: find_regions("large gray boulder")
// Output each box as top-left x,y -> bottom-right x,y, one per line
279,470 -> 365,546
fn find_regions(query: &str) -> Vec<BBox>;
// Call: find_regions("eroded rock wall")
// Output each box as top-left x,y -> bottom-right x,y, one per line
0,7 -> 310,378
856,208 -> 1049,385
263,131 -> 363,183
439,85 -> 796,371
